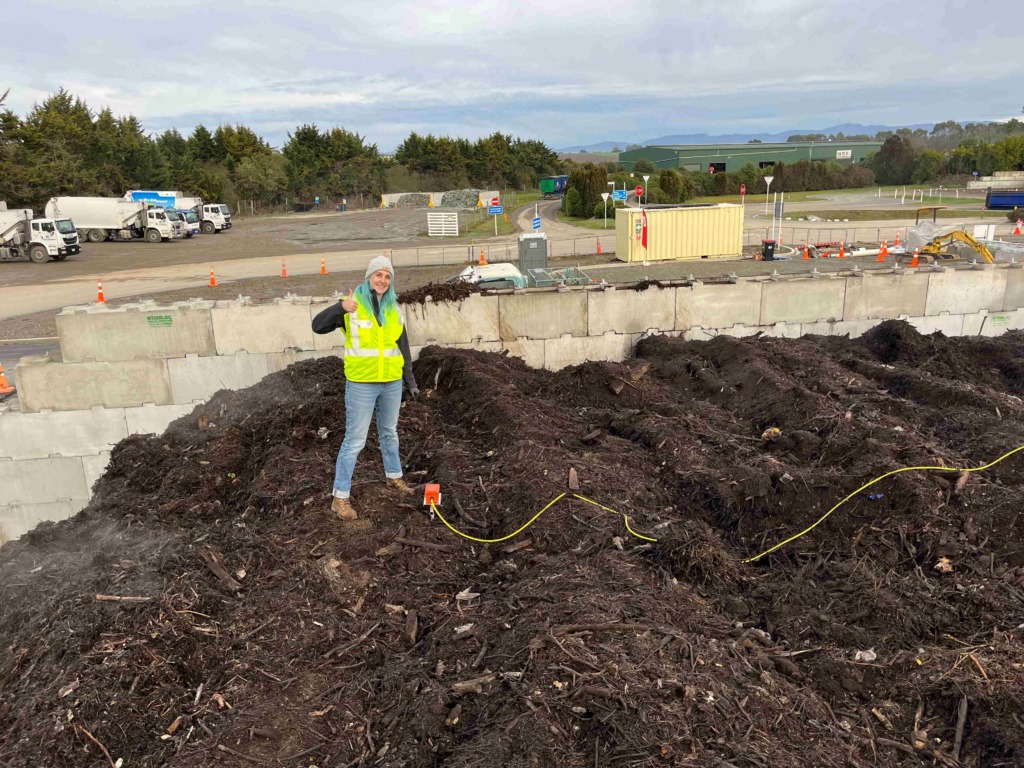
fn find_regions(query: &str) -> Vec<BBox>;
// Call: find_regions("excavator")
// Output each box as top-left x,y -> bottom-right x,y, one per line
918,230 -> 995,264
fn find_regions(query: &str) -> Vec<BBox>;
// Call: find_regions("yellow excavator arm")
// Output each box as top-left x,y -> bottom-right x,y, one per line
920,230 -> 995,264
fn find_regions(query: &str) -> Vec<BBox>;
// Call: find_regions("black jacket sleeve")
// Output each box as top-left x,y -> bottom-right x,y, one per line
312,302 -> 347,334
397,327 -> 417,391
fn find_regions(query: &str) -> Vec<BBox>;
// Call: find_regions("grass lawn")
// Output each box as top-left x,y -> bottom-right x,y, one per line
463,210 -> 517,238
555,210 -> 618,231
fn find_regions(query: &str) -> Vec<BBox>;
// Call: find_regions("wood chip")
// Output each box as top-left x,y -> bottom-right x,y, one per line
198,546 -> 242,592
58,679 -> 80,698
405,610 -> 418,645
568,467 -> 580,491
451,673 -> 495,696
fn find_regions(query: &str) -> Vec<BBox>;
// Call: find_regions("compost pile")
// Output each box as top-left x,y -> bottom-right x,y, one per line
3,321 -> 1024,768
394,194 -> 432,210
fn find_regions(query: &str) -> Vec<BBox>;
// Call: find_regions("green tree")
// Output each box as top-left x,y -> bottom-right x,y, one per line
870,135 -> 916,184
188,124 -> 217,162
235,153 -> 288,203
658,169 -> 681,202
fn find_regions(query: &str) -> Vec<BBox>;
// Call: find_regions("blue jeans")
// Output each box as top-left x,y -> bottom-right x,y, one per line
333,379 -> 404,498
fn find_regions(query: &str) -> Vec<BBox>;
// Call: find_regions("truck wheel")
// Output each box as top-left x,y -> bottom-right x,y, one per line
29,245 -> 49,264
202,221 -> 215,234
145,228 -> 162,243
87,229 -> 105,243
76,229 -> 87,241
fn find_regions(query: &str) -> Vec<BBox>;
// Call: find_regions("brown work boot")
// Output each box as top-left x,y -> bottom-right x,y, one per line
387,477 -> 415,495
331,496 -> 358,520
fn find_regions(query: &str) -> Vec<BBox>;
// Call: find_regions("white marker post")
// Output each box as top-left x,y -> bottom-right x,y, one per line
764,175 -> 774,215
601,192 -> 609,228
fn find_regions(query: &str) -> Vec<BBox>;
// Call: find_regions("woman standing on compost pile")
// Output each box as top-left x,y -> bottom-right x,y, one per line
312,256 -> 419,520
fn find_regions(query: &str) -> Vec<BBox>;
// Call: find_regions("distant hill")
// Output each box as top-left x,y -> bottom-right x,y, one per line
559,124 -> 934,153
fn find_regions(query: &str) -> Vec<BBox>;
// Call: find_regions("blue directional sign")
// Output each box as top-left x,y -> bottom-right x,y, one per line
532,217 -> 542,230
612,190 -> 627,201
488,205 -> 503,215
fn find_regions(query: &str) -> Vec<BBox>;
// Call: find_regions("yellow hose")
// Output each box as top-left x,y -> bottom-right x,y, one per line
426,445 -> 1024,560
743,445 -> 1024,563
429,493 -> 657,544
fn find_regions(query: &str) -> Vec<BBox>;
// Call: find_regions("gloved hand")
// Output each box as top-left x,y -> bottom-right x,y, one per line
409,386 -> 421,400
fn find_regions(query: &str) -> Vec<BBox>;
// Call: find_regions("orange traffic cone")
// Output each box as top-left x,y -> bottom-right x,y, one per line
0,362 -> 15,398
910,247 -> 920,268
478,247 -> 487,266
1014,219 -> 1022,236
876,241 -> 887,263
96,280 -> 107,303
320,257 -> 327,276
281,259 -> 288,278
894,231 -> 901,248
209,268 -> 217,287
838,242 -> 846,259
597,238 -> 603,255
802,244 -> 810,260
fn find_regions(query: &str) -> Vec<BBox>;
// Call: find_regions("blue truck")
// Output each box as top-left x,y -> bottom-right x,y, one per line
984,189 -> 1024,210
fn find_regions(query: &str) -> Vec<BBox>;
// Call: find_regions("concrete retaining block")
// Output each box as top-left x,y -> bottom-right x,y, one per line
213,299 -> 316,355
405,294 -> 501,346
83,451 -> 112,493
908,313 -> 965,336
764,322 -> 804,339
979,308 -> 1024,336
1003,269 -> 1024,311
125,403 -> 197,435
167,352 -> 270,404
0,500 -> 86,545
801,318 -> 883,338
57,302 -> 216,363
0,456 -> 88,505
267,350 -> 336,374
588,287 -> 675,336
501,338 -> 546,369
843,271 -> 929,320
0,408 -> 128,460
924,268 -> 1007,316
676,281 -> 763,330
544,332 -> 632,371
760,278 -> 846,324
16,357 -> 172,413
498,291 -> 588,340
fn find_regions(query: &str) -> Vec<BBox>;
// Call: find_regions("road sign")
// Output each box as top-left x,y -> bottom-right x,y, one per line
635,185 -> 643,197
488,205 -> 503,215
490,196 -> 499,206
740,184 -> 746,196
315,196 -> 320,204
612,190 -> 627,201
532,217 -> 541,230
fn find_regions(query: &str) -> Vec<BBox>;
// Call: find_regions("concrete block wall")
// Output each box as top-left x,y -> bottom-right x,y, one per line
7,264 -> 1024,542
0,403 -> 194,544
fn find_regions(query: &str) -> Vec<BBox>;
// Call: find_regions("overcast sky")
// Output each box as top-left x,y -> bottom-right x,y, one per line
4,0 -> 1023,152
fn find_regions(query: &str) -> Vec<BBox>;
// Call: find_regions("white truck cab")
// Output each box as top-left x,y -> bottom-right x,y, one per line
0,209 -> 81,263
161,208 -> 187,239
178,209 -> 201,236
201,203 -> 230,233
144,208 -> 177,242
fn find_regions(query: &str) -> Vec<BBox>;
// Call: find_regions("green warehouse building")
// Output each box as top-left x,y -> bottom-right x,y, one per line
618,141 -> 881,173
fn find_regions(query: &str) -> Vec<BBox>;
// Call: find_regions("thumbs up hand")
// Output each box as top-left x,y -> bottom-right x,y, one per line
341,288 -> 357,313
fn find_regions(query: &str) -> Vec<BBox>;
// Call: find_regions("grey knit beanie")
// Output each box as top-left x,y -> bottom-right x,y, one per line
365,255 -> 394,281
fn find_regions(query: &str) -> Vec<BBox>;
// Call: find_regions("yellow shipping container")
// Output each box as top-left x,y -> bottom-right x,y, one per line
614,204 -> 744,263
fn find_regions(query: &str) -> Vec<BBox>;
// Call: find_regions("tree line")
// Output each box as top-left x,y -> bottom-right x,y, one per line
0,88 -> 562,211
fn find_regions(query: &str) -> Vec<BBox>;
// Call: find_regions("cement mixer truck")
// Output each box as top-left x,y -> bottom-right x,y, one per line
0,207 -> 81,263
45,197 -> 182,243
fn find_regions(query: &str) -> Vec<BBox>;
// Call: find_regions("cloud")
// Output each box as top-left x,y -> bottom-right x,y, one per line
2,0 -> 1022,150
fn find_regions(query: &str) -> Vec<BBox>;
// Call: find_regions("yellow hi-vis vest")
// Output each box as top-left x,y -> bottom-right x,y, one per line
343,298 -> 405,383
